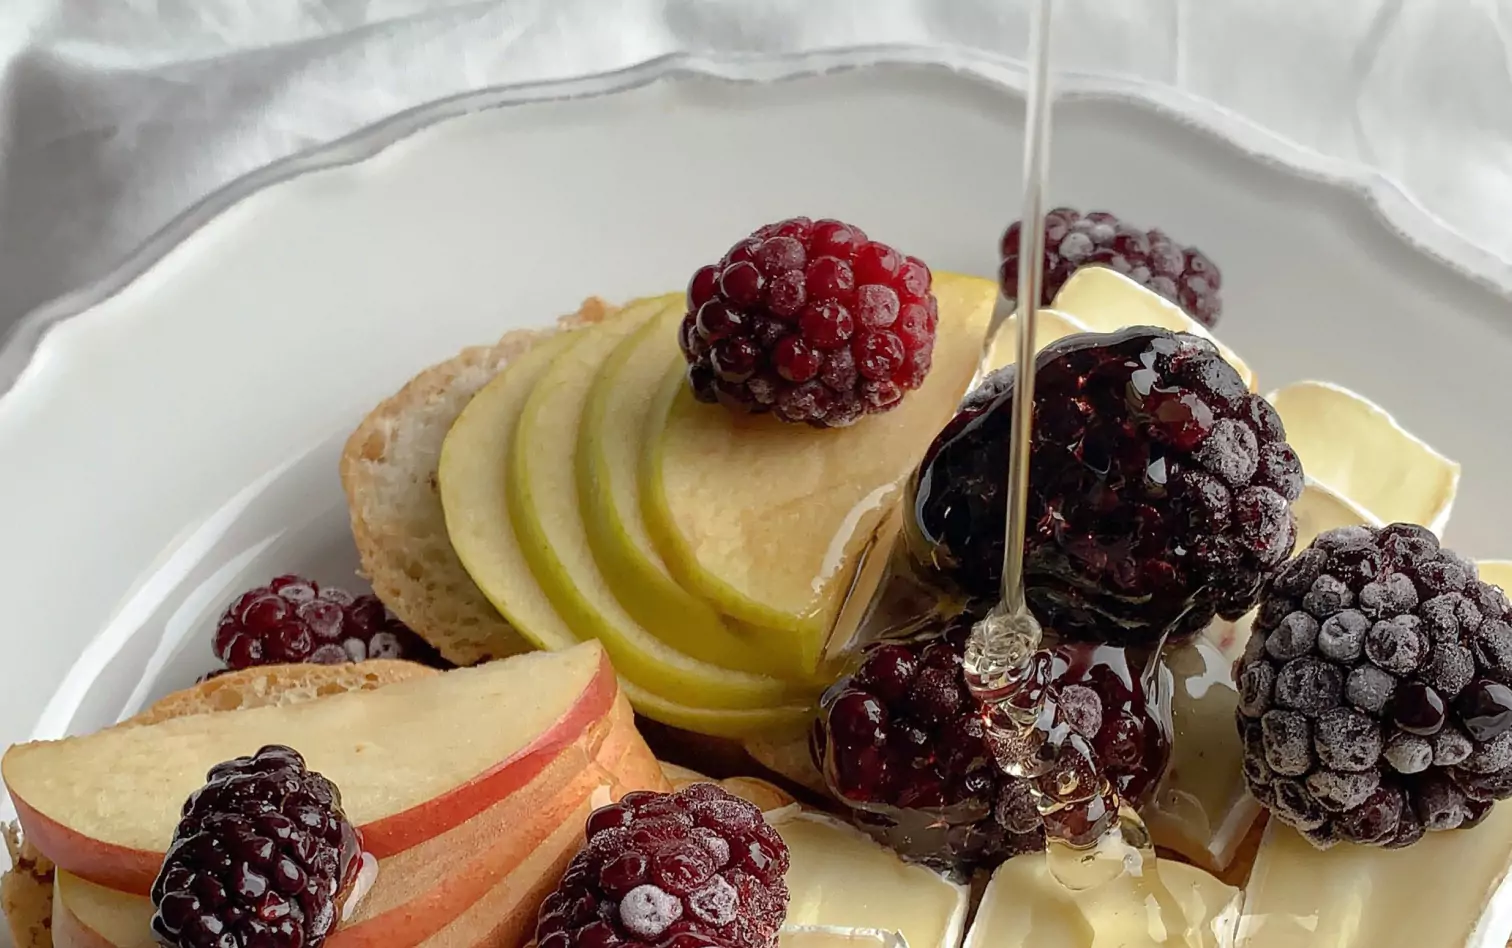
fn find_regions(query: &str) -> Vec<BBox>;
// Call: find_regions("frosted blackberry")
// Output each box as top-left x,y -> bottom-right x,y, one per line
1237,523 -> 1512,848
150,746 -> 363,948
908,327 -> 1301,647
999,208 -> 1223,327
534,785 -> 788,948
811,617 -> 1170,874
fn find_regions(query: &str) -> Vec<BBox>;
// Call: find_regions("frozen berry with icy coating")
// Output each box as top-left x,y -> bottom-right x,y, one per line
1000,208 -> 1223,327
1237,524 -> 1512,848
679,217 -> 938,427
213,575 -> 449,671
810,617 -> 1170,873
534,785 -> 789,948
151,745 -> 364,948
908,327 -> 1300,647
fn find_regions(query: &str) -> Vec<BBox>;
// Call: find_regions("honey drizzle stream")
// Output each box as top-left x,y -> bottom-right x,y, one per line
962,1 -> 1197,940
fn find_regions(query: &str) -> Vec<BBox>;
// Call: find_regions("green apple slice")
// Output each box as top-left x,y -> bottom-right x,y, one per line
442,330 -> 580,652
438,320 -> 811,737
510,299 -> 815,711
642,272 -> 996,637
579,303 -> 811,680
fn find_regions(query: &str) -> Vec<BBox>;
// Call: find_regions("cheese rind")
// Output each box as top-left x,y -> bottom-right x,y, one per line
1236,808 -> 1512,948
780,925 -> 910,948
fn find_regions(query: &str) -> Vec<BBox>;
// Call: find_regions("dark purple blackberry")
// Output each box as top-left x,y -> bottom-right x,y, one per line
907,327 -> 1301,648
151,745 -> 363,948
1000,208 -> 1223,327
213,575 -> 449,672
810,617 -> 1170,873
1236,524 -> 1512,848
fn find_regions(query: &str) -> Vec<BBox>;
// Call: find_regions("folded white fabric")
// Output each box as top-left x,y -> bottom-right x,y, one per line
1,0 -> 1508,329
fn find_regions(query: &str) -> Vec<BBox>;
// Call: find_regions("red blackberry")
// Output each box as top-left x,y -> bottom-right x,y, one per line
213,575 -> 449,671
999,208 -> 1223,327
907,327 -> 1301,648
1237,524 -> 1512,848
151,745 -> 363,948
810,618 -> 1170,873
534,785 -> 788,948
679,217 -> 938,428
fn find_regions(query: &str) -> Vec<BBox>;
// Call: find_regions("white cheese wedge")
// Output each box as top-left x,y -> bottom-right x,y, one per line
1236,807 -> 1512,947
1477,560 -> 1512,595
965,852 -> 1240,947
768,807 -> 968,948
1267,380 -> 1459,535
984,307 -> 1093,371
1051,266 -> 1255,390
1146,637 -> 1262,873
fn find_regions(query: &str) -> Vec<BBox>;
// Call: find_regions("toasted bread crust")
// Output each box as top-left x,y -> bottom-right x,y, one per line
3,660 -> 433,947
2,825 -> 52,948
128,659 -> 438,726
339,298 -> 615,666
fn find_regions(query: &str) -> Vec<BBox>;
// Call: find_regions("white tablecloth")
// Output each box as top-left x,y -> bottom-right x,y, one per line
2,0 -> 1510,333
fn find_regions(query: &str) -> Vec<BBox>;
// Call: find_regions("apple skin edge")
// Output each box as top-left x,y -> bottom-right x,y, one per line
6,650 -> 620,896
48,690 -> 669,948
359,650 -> 618,858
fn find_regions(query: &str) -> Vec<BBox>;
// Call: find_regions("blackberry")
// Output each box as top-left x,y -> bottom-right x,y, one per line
810,618 -> 1170,873
1237,524 -> 1512,848
1000,208 -> 1223,327
151,746 -> 363,948
213,575 -> 449,671
534,785 -> 788,948
908,327 -> 1300,648
679,217 -> 937,427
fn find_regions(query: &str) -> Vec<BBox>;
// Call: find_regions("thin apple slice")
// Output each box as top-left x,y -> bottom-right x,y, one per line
512,299 -> 813,711
1237,807 -> 1512,947
1267,379 -> 1460,534
1050,265 -> 1255,390
770,808 -> 968,948
54,806 -> 594,948
581,301 -> 811,680
442,328 -> 584,655
965,853 -> 1239,947
4,643 -> 616,892
336,690 -> 663,946
644,272 -> 995,639
438,312 -> 813,738
52,873 -> 153,948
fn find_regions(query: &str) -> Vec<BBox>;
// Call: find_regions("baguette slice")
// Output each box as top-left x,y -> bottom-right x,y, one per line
2,824 -> 50,948
2,660 -> 433,948
340,299 -> 615,666
129,659 -> 437,726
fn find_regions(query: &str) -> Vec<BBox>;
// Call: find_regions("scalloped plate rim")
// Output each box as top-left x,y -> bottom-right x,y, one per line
2,42 -> 1511,403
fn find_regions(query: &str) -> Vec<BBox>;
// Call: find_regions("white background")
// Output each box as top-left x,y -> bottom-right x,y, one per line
1,0 -> 1510,335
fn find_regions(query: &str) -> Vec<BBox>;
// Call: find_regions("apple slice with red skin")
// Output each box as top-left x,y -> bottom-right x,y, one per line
53,810 -> 596,948
5,642 -> 620,895
49,678 -> 668,948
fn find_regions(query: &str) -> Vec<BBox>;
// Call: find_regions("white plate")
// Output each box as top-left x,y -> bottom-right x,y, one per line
3,45 -> 1512,914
